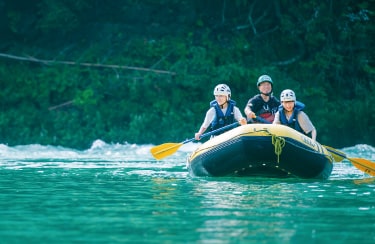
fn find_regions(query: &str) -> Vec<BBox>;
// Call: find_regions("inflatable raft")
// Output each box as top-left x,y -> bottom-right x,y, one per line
187,124 -> 334,179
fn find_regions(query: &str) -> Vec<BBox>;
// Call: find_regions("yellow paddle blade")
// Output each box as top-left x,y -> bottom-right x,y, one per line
349,158 -> 375,176
323,145 -> 375,176
150,143 -> 183,160
323,145 -> 345,162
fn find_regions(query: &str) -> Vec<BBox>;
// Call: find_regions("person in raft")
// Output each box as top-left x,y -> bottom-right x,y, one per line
273,89 -> 317,141
194,84 -> 247,140
244,74 -> 280,123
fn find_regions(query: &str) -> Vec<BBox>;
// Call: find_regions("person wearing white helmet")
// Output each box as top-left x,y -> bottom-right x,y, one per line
273,89 -> 317,140
244,75 -> 280,123
195,84 -> 247,140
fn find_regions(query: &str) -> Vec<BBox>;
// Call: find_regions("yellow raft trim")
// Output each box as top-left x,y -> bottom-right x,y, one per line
188,124 -> 334,163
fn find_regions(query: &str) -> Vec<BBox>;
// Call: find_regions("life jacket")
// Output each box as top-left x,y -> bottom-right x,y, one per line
210,99 -> 236,134
251,95 -> 280,123
278,101 -> 306,134
258,113 -> 275,123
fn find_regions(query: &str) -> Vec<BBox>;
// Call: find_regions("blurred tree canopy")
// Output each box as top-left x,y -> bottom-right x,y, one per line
0,0 -> 374,149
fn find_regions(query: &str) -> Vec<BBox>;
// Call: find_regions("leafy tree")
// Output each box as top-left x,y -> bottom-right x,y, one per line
0,0 -> 373,148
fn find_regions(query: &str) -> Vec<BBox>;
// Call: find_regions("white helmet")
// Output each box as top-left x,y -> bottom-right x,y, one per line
280,89 -> 296,102
213,84 -> 231,97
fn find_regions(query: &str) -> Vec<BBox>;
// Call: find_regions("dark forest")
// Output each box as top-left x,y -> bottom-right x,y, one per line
0,0 -> 374,149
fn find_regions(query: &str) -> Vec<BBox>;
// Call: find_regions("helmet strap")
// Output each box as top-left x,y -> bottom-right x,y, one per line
261,91 -> 272,96
259,86 -> 272,97
219,99 -> 228,109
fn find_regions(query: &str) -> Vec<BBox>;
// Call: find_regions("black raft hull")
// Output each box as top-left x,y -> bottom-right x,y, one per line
187,124 -> 334,179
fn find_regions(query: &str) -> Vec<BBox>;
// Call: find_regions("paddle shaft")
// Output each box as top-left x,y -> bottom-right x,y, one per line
323,146 -> 346,162
150,121 -> 240,160
253,116 -> 271,124
192,121 -> 240,141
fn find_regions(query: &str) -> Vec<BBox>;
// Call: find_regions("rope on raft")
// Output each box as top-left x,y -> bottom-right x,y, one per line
272,134 -> 285,163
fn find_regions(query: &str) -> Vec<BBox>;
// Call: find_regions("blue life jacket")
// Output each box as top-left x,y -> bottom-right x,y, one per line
210,100 -> 236,134
278,101 -> 306,134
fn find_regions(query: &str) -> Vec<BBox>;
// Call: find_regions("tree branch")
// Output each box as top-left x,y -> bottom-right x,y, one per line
0,53 -> 176,76
48,100 -> 74,111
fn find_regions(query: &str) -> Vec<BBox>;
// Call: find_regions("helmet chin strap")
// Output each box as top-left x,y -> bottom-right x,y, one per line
219,100 -> 228,109
260,90 -> 273,96
261,92 -> 271,96
219,97 -> 229,109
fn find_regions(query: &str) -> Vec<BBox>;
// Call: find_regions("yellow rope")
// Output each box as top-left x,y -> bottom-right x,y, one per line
272,135 -> 285,163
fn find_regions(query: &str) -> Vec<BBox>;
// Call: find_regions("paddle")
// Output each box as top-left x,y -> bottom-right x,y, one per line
150,121 -> 240,160
323,145 -> 375,176
253,116 -> 271,124
323,145 -> 346,162
245,114 -> 272,124
254,114 -> 375,176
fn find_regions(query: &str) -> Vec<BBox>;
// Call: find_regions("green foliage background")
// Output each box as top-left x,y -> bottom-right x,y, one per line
0,0 -> 374,149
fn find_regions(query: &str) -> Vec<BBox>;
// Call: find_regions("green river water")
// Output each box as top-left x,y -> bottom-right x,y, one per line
0,141 -> 374,243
